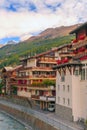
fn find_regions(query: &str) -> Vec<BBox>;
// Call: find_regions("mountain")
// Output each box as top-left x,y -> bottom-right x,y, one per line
6,40 -> 17,45
26,24 -> 81,41
0,23 -> 81,68
0,44 -> 4,48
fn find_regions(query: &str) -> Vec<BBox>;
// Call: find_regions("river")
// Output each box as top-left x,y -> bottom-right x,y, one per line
0,112 -> 30,130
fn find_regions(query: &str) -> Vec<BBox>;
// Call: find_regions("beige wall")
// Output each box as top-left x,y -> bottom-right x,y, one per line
27,58 -> 36,67
17,91 -> 31,98
56,66 -> 87,121
56,68 -> 72,108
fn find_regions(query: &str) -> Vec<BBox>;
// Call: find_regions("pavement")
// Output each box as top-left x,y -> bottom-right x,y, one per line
0,99 -> 84,130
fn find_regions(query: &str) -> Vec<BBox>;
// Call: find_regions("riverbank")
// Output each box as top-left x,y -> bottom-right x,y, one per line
0,96 -> 84,130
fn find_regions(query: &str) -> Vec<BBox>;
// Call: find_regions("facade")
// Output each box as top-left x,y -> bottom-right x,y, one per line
16,45 -> 69,110
54,22 -> 87,121
16,50 -> 57,110
1,66 -> 22,95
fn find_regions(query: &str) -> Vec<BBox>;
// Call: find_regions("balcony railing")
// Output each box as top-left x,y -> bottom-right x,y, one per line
31,95 -> 40,99
39,59 -> 56,63
32,67 -> 53,71
72,37 -> 87,49
40,96 -> 55,101
27,86 -> 55,90
73,49 -> 87,59
31,95 -> 55,101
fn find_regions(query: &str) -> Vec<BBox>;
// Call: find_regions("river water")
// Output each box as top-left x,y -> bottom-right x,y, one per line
0,112 -> 30,130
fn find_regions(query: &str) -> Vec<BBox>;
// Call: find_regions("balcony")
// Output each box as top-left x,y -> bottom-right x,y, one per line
39,59 -> 56,64
8,81 -> 18,85
28,85 -> 55,90
31,95 -> 40,100
72,37 -> 87,49
39,96 -> 55,101
73,49 -> 87,60
31,95 -> 55,101
16,75 -> 29,78
29,75 -> 56,79
32,67 -> 54,71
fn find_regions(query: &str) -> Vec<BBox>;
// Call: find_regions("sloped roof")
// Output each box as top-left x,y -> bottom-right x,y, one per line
3,67 -> 13,72
70,22 -> 87,34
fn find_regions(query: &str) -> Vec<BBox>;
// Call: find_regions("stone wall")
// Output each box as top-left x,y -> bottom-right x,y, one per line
0,103 -> 58,130
0,95 -> 34,108
56,104 -> 73,121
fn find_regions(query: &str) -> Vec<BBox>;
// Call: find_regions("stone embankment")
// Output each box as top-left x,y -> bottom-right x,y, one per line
0,96 -> 84,130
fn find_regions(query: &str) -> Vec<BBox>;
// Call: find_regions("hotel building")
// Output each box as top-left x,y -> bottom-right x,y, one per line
54,22 -> 87,121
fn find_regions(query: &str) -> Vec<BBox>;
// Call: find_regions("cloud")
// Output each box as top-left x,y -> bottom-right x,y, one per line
0,0 -> 87,42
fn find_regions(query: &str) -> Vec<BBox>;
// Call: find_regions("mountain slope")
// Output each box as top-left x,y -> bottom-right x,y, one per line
0,23 -> 80,68
27,24 -> 80,41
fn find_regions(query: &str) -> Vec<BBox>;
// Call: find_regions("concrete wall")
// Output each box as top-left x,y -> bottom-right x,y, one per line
27,58 -> 36,67
0,103 -> 58,130
55,104 -> 72,121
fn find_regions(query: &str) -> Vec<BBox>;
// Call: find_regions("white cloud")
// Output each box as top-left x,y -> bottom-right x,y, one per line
0,0 -> 87,41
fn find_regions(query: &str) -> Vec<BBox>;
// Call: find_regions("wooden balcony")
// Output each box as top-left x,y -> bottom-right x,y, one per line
31,95 -> 40,100
73,49 -> 87,59
72,37 -> 87,49
30,75 -> 56,79
8,81 -> 18,85
39,59 -> 56,64
16,75 -> 29,79
32,67 -> 55,71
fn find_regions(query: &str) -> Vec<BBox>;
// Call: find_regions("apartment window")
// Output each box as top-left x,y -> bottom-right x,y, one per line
81,69 -> 85,80
61,71 -> 65,82
67,85 -> 70,92
63,85 -> 65,91
58,97 -> 60,103
67,98 -> 70,106
74,70 -> 79,76
63,98 -> 65,104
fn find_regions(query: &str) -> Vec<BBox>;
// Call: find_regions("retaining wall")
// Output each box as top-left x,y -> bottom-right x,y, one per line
0,103 -> 58,130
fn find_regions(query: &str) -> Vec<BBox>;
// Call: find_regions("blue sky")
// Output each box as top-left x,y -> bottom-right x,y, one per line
0,0 -> 87,44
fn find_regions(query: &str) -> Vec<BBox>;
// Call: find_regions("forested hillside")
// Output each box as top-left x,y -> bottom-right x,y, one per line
0,35 -> 74,68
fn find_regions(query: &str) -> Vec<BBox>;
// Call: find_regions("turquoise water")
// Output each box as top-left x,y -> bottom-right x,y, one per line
0,112 -> 29,130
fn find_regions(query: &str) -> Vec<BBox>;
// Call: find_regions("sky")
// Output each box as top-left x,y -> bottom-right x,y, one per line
0,0 -> 87,44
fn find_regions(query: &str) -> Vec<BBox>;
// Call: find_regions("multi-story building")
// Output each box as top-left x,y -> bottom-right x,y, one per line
16,50 -> 57,110
16,45 -> 70,110
1,65 -> 22,95
54,22 -> 87,121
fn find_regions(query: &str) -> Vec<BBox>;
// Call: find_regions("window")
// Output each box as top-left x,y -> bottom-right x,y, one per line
63,85 -> 65,91
67,98 -> 70,106
61,71 -> 65,82
58,97 -> 60,103
67,85 -> 70,92
63,98 -> 65,104
74,70 -> 79,76
81,69 -> 85,80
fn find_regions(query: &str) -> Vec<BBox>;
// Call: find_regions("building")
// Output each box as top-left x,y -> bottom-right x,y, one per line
16,50 -> 57,110
16,44 -> 70,110
1,65 -> 22,95
54,22 -> 87,121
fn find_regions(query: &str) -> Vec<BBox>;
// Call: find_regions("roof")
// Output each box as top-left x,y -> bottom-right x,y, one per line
3,67 -> 13,72
2,65 -> 22,72
70,22 -> 87,34
20,44 -> 68,61
53,61 -> 82,70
